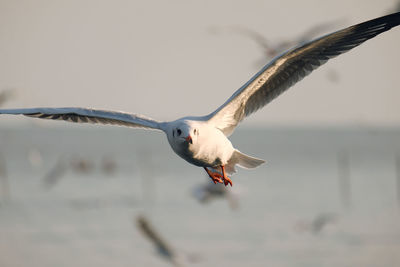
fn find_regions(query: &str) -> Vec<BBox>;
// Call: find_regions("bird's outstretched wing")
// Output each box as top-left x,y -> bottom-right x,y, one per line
0,107 -> 162,130
207,12 -> 400,136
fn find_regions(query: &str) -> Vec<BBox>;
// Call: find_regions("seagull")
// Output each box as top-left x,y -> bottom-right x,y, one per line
219,20 -> 342,59
294,213 -> 338,235
216,21 -> 344,82
192,180 -> 240,210
0,89 -> 15,107
136,215 -> 193,267
1,13 -> 399,186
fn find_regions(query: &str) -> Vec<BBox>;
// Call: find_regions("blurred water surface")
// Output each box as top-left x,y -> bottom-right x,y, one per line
0,126 -> 400,267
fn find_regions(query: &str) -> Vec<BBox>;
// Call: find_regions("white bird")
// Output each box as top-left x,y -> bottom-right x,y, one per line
1,13 -> 399,186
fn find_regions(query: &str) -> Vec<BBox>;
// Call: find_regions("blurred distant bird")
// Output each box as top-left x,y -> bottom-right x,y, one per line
1,13 -> 399,187
0,89 -> 15,107
294,213 -> 338,234
43,155 -> 116,189
100,155 -> 117,175
388,0 -> 400,14
42,157 -> 68,189
136,215 -> 186,267
70,157 -> 95,173
192,179 -> 239,210
215,20 -> 342,59
310,213 -> 337,234
212,21 -> 343,82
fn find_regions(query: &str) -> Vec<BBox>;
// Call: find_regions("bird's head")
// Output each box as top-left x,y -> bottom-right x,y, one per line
167,120 -> 200,148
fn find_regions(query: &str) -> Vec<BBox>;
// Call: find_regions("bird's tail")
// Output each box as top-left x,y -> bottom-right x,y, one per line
225,149 -> 265,173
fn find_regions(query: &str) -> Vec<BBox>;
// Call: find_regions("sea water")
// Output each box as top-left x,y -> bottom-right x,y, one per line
0,125 -> 399,267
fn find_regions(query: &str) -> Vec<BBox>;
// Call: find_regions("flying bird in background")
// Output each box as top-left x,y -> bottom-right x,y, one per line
0,89 -> 15,107
213,20 -> 342,59
0,12 -> 399,186
212,21 -> 344,82
192,180 -> 240,209
136,215 -> 200,267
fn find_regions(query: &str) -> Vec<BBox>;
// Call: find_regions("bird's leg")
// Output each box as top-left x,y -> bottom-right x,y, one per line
204,167 -> 223,184
220,165 -> 233,187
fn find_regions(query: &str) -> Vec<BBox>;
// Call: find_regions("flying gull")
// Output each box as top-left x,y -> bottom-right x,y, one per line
217,20 -> 342,59
1,12 -> 399,186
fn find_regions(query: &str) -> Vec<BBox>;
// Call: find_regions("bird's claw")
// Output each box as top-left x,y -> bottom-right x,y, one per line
204,167 -> 233,186
209,172 -> 233,186
223,176 -> 233,187
209,172 -> 223,184
211,176 -> 223,184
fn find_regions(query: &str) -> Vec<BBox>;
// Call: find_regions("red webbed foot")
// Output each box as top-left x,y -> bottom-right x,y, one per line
223,176 -> 233,187
204,166 -> 233,186
220,165 -> 233,187
204,167 -> 223,184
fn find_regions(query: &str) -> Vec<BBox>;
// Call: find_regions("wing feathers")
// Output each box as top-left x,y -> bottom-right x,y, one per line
0,107 -> 163,130
207,12 -> 400,136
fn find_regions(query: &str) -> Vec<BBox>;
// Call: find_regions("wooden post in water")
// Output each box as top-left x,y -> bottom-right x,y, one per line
396,154 -> 400,210
337,151 -> 351,210
0,153 -> 10,204
137,150 -> 156,208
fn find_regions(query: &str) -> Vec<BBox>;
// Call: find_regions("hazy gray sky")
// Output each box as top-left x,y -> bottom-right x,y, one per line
0,0 -> 399,127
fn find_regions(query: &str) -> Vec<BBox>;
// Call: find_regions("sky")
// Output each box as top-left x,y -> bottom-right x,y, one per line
0,0 -> 399,127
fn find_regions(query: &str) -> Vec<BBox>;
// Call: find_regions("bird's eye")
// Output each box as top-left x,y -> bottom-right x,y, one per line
194,129 -> 198,135
177,129 -> 182,136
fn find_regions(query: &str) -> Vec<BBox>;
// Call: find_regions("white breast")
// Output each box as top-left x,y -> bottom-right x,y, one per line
188,124 -> 234,167
165,119 -> 235,168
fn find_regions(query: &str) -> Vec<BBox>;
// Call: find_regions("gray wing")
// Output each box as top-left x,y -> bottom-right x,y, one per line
207,12 -> 400,136
0,107 -> 162,130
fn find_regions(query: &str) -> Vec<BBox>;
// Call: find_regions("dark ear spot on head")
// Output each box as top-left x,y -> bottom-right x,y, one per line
172,130 -> 175,137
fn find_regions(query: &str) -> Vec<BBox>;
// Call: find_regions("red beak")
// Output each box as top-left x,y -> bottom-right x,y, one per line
185,135 -> 193,144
